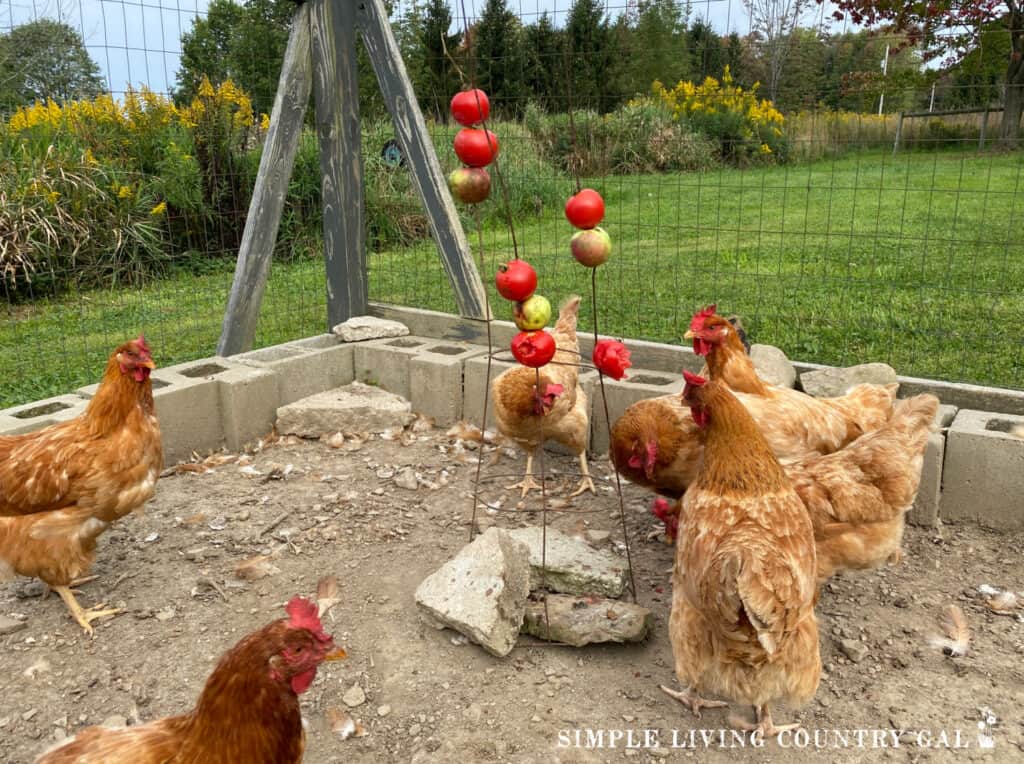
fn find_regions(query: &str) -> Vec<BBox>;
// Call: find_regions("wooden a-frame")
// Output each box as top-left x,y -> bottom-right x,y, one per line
217,0 -> 488,356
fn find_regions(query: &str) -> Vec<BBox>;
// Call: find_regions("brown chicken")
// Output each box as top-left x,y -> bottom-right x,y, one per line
662,371 -> 820,736
644,392 -> 938,580
0,336 -> 163,634
492,295 -> 594,497
687,305 -> 897,455
789,393 -> 939,582
34,596 -> 347,763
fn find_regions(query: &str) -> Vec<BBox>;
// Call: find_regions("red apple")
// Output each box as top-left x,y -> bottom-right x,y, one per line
495,259 -> 536,302
512,294 -> 551,331
564,188 -> 605,229
453,128 -> 499,167
448,167 -> 491,204
510,330 -> 556,368
570,226 -> 612,267
450,89 -> 490,127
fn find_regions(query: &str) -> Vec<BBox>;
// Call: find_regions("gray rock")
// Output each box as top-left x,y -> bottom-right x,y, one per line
750,344 -> 796,389
0,615 -> 26,636
332,316 -> 409,342
414,528 -> 531,657
508,526 -> 628,598
342,684 -> 366,707
275,382 -> 414,437
100,715 -> 127,729
800,362 -> 899,398
394,467 -> 419,491
837,637 -> 869,663
520,594 -> 652,647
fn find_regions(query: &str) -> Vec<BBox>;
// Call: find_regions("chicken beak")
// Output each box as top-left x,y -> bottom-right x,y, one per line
683,330 -> 696,340
323,646 -> 347,662
140,358 -> 156,370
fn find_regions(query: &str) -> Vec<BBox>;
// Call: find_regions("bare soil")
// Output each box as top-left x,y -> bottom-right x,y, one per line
1,427 -> 1022,764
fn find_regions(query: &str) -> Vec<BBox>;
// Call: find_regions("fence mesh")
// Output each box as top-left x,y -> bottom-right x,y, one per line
1,0 -> 1022,409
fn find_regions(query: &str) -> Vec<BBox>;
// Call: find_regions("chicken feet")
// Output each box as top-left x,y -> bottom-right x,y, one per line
508,452 -> 543,498
729,705 -> 801,737
54,585 -> 121,636
569,453 -> 597,497
659,685 -> 728,719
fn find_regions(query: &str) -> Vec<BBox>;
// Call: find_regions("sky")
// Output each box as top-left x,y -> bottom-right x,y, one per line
0,0 -> 858,98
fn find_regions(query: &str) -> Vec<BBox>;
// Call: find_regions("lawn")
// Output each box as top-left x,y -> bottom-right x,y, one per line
2,149 -> 1022,409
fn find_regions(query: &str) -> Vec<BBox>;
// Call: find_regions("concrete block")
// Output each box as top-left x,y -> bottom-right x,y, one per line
907,404 -> 958,527
409,341 -> 487,426
0,394 -> 88,435
78,370 -> 222,465
234,343 -> 324,406
589,370 -> 683,455
941,409 -> 1024,530
166,357 -> 279,453
285,334 -> 355,388
463,353 -> 597,454
352,335 -> 433,400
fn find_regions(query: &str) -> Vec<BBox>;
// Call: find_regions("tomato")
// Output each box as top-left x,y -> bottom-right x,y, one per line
510,331 -> 556,368
450,89 -> 490,127
494,259 -> 537,301
453,128 -> 500,167
564,188 -> 605,230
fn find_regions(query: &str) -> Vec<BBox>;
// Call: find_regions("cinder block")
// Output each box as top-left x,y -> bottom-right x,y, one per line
907,404 -> 958,527
77,369 -> 222,465
352,336 -> 433,400
0,394 -> 89,435
589,370 -> 683,455
940,409 -> 1024,529
463,352 -> 597,454
285,334 -> 355,388
165,357 -> 279,453
235,343 -> 324,406
409,341 -> 487,426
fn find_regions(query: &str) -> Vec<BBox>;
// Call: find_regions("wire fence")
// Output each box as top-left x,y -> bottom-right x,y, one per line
1,0 -> 1022,409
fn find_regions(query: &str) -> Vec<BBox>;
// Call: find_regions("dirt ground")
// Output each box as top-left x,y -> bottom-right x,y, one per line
1,425 -> 1022,764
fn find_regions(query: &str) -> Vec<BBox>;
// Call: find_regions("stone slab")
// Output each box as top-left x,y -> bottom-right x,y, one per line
508,526 -> 628,598
520,594 -> 652,647
276,381 -> 414,437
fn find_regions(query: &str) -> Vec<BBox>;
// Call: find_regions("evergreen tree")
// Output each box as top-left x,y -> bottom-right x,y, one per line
472,0 -> 525,116
565,0 -> 610,110
632,0 -> 689,91
523,13 -> 564,112
415,0 -> 463,121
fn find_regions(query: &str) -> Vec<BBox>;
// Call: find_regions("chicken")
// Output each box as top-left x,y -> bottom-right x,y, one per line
662,371 -> 820,736
645,393 -> 938,582
34,596 -> 347,763
0,336 -> 163,634
687,305 -> 897,456
492,295 -> 594,497
789,393 -> 939,582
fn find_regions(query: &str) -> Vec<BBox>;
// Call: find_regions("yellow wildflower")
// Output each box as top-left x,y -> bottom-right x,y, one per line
260,113 -> 270,130
117,185 -> 132,199
150,201 -> 167,216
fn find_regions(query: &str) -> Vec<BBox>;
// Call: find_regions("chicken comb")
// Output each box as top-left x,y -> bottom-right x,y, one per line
682,370 -> 706,387
688,304 -> 717,332
134,334 -> 152,355
285,596 -> 331,642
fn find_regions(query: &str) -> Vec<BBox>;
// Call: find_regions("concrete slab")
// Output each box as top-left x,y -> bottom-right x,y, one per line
286,334 -> 355,388
507,526 -> 628,597
409,341 -> 488,426
353,336 -> 433,400
907,404 -> 958,527
0,394 -> 88,435
941,409 -> 1024,530
589,370 -> 683,455
275,381 -> 415,437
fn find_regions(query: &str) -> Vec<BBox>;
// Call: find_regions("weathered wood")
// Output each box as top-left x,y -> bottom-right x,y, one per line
901,107 -> 1004,119
892,112 -> 904,156
356,0 -> 489,320
310,0 -> 367,329
218,4 -> 313,356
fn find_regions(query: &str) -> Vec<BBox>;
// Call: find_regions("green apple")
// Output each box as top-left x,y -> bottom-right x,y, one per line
570,226 -> 612,268
513,294 -> 552,331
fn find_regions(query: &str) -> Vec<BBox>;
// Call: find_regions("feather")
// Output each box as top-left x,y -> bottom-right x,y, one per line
929,605 -> 970,656
316,575 -> 342,618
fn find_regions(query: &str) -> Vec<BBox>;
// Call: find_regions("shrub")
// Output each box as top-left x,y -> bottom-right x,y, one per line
654,67 -> 787,164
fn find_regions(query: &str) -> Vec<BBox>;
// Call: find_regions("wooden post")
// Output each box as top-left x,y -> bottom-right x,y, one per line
979,109 -> 989,150
218,3 -> 313,356
356,0 -> 489,320
311,0 -> 367,328
892,112 -> 904,156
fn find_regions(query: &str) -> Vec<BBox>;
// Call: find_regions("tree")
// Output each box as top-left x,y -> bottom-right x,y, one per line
685,19 -> 725,82
632,0 -> 690,91
409,0 -> 463,121
523,13 -> 564,111
472,0 -> 525,116
565,0 -> 612,110
823,0 -> 1024,146
0,19 -> 105,109
742,0 -> 816,102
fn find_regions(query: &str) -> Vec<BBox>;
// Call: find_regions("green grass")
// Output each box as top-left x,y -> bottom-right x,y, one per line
2,149 -> 1022,409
